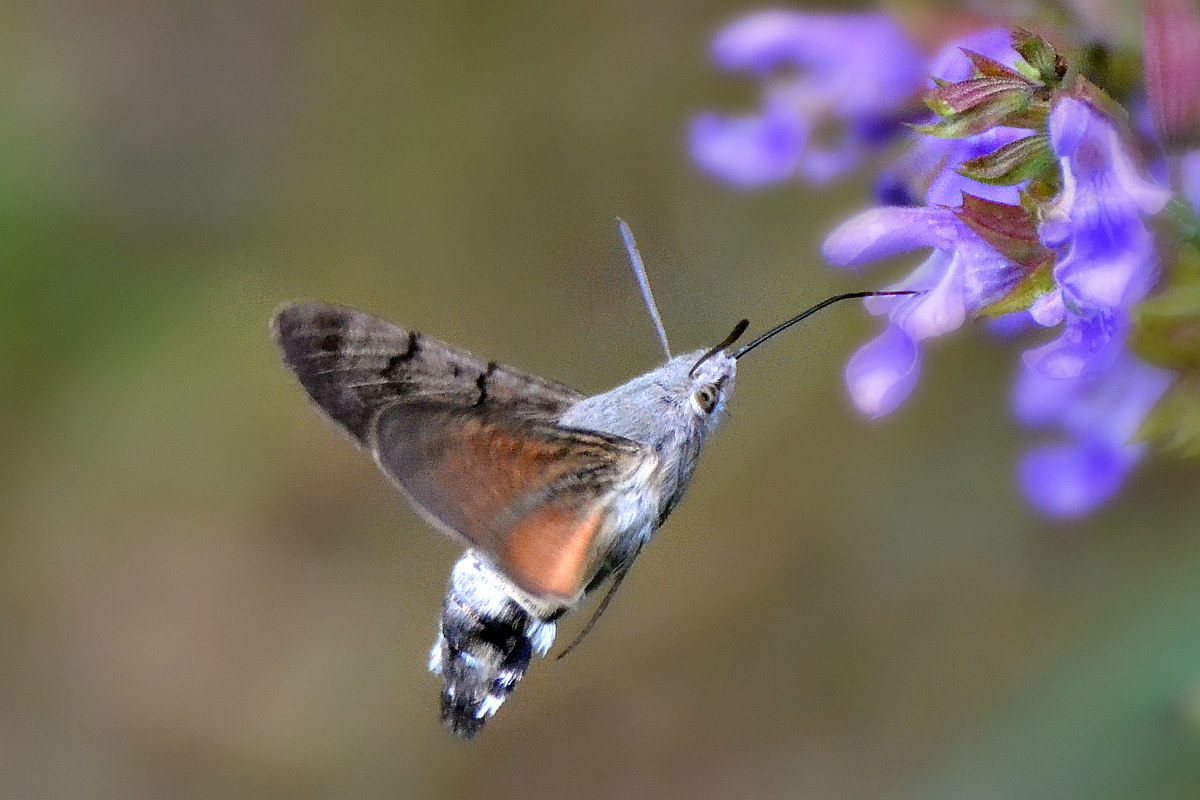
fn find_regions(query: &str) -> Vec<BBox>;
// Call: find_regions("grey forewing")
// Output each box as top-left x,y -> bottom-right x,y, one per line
272,302 -> 586,442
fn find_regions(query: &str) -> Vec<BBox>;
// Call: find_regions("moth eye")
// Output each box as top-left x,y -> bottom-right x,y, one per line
693,384 -> 719,414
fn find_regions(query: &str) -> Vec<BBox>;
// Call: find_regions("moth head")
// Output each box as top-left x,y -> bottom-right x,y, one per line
686,359 -> 734,418
681,318 -> 747,420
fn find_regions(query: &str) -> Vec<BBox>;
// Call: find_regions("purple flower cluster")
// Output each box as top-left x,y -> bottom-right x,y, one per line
823,205 -> 1024,417
1015,352 -> 1171,515
1014,98 -> 1173,515
690,12 -> 925,186
693,13 -> 1185,517
878,28 -> 1026,207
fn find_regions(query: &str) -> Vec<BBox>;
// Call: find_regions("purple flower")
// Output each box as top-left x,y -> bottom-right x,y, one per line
1024,97 -> 1170,379
1182,148 -> 1200,214
694,16 -> 1183,517
926,27 -> 1014,84
1014,353 -> 1173,517
878,28 -> 1025,206
1022,304 -> 1129,380
1043,98 -> 1170,303
923,126 -> 1028,206
823,205 -> 1024,415
691,11 -> 925,186
843,322 -> 921,417
1012,97 -> 1173,515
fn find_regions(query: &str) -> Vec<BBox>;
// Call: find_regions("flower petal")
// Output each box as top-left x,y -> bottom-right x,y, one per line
1018,440 -> 1138,518
1013,352 -> 1172,517
1029,288 -> 1065,327
1106,125 -> 1171,215
1046,97 -> 1094,161
799,139 -> 864,183
1012,360 -> 1079,425
1044,99 -> 1169,308
697,11 -> 926,188
928,28 -> 1017,83
845,324 -> 921,417
1022,307 -> 1126,380
1052,353 -> 1175,443
822,206 -> 960,267
690,110 -> 805,187
1057,239 -> 1158,308
1183,148 -> 1200,214
712,11 -> 847,73
890,252 -> 967,340
712,12 -> 924,112
986,310 -> 1037,338
1048,99 -> 1169,212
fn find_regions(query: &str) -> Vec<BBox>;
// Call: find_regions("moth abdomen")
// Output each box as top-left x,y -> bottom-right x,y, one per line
430,550 -> 558,738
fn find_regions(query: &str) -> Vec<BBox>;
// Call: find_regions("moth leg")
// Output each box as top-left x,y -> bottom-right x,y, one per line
429,550 -> 562,738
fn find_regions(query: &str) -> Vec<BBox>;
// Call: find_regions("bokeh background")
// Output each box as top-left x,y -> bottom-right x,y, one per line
3,1 -> 1199,798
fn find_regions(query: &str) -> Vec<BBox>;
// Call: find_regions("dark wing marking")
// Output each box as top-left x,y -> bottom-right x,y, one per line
272,301 -> 585,443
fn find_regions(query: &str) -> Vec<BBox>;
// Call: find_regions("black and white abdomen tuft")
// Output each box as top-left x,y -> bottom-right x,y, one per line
428,550 -> 558,738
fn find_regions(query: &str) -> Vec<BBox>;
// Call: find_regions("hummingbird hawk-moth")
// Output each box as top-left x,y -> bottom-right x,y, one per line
273,222 -> 913,737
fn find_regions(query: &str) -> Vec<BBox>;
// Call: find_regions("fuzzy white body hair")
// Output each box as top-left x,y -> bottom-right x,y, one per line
558,348 -> 736,567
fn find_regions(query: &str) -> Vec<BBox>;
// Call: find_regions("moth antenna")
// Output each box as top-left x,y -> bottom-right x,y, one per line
556,564 -> 633,660
618,218 -> 672,361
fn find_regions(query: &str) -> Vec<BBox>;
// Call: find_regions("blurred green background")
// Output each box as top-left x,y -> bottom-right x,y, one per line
3,2 -> 1199,798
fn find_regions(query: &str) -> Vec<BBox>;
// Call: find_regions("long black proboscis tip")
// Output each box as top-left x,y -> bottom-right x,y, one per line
733,290 -> 920,360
